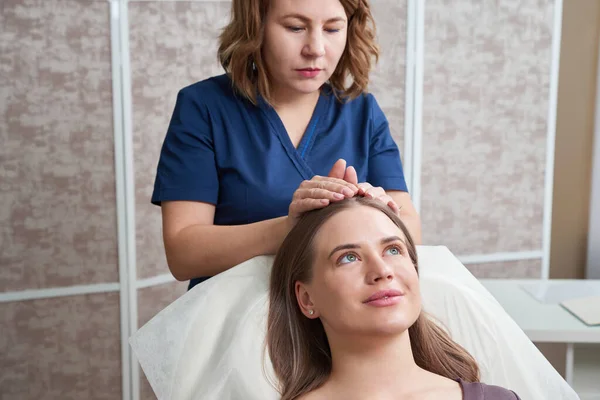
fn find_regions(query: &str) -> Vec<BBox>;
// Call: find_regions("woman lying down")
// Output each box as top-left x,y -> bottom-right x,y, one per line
267,197 -> 520,400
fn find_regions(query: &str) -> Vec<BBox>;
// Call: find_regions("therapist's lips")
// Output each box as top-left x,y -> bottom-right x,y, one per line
296,68 -> 321,78
363,289 -> 404,307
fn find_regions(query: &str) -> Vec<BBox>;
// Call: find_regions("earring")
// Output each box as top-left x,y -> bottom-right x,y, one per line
308,310 -> 314,315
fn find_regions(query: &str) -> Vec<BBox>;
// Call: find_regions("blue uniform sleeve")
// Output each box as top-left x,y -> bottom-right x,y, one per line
367,95 -> 409,192
151,88 -> 219,206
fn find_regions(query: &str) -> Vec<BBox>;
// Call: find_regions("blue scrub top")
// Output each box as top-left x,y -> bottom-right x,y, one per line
152,74 -> 408,289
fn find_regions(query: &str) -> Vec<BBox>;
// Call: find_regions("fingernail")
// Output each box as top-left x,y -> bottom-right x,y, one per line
320,199 -> 329,205
342,188 -> 353,197
334,193 -> 344,200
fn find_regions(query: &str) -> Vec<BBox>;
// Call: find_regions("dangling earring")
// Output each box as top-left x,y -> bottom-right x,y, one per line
252,61 -> 257,71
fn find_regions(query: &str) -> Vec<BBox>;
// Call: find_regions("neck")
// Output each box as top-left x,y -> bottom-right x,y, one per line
326,330 -> 423,397
270,86 -> 321,111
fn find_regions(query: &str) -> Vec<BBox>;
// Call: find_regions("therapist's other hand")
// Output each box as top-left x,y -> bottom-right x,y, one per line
328,159 -> 400,215
288,176 -> 359,222
357,182 -> 401,215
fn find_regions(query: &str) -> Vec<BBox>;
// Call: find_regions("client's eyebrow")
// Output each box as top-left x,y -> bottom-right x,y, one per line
381,236 -> 405,245
328,236 -> 405,258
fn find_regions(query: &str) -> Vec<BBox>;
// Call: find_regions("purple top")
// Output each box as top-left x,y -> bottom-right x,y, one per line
459,379 -> 521,400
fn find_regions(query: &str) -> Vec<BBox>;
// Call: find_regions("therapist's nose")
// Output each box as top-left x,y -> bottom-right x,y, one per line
303,31 -> 326,58
365,256 -> 394,284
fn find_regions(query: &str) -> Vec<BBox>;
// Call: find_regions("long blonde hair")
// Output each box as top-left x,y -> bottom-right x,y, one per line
267,197 -> 480,400
217,0 -> 379,105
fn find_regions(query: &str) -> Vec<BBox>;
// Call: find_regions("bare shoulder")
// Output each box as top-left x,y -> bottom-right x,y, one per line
429,375 -> 462,400
406,373 -> 462,400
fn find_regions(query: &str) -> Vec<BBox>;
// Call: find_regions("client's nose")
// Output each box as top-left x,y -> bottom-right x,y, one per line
366,256 -> 394,283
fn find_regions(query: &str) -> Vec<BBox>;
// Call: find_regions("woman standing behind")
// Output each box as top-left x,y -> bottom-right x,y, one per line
152,0 -> 421,290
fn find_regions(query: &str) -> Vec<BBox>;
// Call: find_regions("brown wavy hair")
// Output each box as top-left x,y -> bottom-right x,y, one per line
217,0 -> 379,105
267,197 -> 480,400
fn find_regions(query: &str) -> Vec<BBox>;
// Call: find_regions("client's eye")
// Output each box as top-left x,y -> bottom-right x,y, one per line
338,253 -> 359,265
385,246 -> 402,256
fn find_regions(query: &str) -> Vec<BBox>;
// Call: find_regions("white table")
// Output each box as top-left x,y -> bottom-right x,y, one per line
480,279 -> 600,396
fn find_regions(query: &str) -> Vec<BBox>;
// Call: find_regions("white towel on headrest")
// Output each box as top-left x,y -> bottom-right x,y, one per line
129,246 -> 580,400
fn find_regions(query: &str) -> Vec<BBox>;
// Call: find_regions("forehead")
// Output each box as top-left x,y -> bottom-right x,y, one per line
268,0 -> 347,19
314,206 -> 404,254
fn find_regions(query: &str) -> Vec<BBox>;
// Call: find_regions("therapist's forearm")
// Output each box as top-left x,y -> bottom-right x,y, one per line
165,216 -> 290,281
399,210 -> 422,245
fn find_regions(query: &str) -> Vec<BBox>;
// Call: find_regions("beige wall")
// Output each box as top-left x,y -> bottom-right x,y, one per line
0,1 -> 123,398
421,0 -> 556,279
542,0 -> 600,378
551,0 -> 600,279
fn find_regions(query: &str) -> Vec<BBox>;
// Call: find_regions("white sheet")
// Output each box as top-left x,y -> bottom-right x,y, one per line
130,246 -> 580,400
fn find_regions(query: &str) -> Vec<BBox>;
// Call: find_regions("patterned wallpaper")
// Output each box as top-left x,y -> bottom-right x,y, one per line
420,0 -> 554,261
0,293 -> 122,400
0,0 -> 118,291
129,0 -> 232,280
1,1 -> 120,398
369,0 -> 408,152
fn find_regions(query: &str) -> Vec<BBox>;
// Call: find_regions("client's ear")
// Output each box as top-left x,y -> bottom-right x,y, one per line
295,281 -> 319,319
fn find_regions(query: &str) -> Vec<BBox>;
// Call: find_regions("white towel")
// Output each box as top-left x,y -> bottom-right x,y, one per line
129,246 -> 580,400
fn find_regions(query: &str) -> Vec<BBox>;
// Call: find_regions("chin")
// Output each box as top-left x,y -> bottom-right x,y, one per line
292,80 -> 327,94
362,319 -> 413,337
381,323 -> 413,336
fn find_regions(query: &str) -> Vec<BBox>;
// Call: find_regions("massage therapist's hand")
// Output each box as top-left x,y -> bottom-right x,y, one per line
288,173 -> 359,226
355,182 -> 401,215
328,158 -> 401,215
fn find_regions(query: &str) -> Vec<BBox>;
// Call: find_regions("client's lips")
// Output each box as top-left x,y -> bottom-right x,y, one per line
363,289 -> 404,304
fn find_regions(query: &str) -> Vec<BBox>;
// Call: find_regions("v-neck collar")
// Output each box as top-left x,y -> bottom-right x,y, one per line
258,89 -> 331,180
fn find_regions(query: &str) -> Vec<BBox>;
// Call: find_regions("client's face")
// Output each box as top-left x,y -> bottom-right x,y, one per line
296,205 -> 421,337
